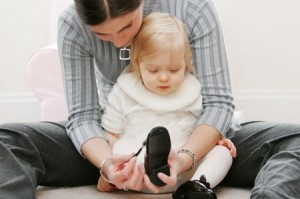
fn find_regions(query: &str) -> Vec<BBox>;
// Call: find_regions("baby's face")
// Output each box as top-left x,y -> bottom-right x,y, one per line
139,49 -> 186,95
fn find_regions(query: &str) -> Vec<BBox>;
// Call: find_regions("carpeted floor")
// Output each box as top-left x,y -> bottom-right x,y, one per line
36,185 -> 251,199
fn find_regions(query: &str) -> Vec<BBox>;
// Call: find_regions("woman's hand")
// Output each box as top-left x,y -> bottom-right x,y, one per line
217,138 -> 237,158
97,176 -> 117,192
121,164 -> 144,191
97,153 -> 144,192
97,164 -> 144,192
143,150 -> 180,193
98,153 -> 136,188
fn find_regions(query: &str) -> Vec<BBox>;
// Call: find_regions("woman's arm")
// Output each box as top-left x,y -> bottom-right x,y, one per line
167,0 -> 235,178
182,0 -> 235,164
176,124 -> 221,174
57,9 -> 137,191
81,138 -> 137,190
58,8 -> 106,156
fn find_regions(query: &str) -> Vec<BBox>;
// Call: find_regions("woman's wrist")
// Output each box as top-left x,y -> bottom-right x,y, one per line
176,150 -> 195,174
81,137 -> 113,168
99,157 -> 112,183
177,149 -> 197,169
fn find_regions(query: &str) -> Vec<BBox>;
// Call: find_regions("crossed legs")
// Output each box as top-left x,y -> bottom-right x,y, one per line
0,122 -> 99,199
222,121 -> 300,199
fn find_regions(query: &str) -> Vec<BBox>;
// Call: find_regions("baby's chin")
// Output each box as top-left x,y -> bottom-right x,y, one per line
153,89 -> 176,96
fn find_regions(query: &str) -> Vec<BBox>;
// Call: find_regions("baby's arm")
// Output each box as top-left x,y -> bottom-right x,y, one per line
105,130 -> 120,149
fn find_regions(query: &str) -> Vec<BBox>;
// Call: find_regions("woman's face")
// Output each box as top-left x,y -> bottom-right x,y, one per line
89,6 -> 143,48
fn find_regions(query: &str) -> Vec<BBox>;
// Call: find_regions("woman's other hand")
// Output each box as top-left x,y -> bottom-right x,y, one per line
97,176 -> 117,192
121,164 -> 144,191
217,138 -> 237,158
99,153 -> 136,188
143,150 -> 179,193
98,153 -> 144,191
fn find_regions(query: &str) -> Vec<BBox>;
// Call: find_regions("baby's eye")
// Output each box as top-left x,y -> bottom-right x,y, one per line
170,69 -> 179,73
148,69 -> 158,73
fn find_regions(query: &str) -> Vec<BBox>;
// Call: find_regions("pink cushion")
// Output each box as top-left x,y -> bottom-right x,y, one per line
25,45 -> 68,121
25,0 -> 72,122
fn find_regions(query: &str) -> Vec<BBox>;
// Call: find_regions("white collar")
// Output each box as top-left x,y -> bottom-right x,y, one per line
117,72 -> 201,111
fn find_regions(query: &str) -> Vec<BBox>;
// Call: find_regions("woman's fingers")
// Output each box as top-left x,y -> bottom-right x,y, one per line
111,156 -> 137,189
142,161 -> 177,193
97,176 -> 117,192
230,144 -> 237,158
123,165 -> 144,191
219,138 -> 237,158
223,139 -> 237,158
217,140 -> 224,145
157,172 -> 176,186
143,173 -> 162,193
111,153 -> 135,165
104,154 -> 137,189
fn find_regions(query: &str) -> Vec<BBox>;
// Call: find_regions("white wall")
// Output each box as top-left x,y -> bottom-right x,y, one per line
0,0 -> 300,123
0,0 -> 51,122
214,0 -> 300,123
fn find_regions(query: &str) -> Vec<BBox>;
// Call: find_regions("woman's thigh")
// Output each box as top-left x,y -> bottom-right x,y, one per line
222,121 -> 300,187
0,121 -> 99,187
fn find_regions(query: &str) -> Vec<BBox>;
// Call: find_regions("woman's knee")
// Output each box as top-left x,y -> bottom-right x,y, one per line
0,122 -> 31,143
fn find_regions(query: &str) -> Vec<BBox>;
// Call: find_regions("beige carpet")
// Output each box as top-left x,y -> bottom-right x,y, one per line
36,185 -> 251,199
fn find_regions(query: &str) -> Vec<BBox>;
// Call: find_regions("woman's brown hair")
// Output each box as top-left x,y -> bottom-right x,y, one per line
75,0 -> 142,25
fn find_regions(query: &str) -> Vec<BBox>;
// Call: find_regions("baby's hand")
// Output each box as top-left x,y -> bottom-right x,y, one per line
217,138 -> 237,158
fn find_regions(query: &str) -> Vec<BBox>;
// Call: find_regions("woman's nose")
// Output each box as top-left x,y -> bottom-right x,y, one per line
112,34 -> 124,48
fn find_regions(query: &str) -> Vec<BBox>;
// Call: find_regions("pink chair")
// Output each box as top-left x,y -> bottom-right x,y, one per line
25,0 -> 72,122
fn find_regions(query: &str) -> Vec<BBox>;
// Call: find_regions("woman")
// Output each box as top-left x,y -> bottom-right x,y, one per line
58,0 -> 234,192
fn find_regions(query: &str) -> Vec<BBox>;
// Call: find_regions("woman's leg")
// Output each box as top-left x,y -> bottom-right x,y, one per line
0,122 -> 99,199
221,121 -> 300,199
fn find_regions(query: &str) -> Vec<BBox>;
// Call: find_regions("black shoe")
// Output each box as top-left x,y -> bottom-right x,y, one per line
172,175 -> 217,199
144,126 -> 171,186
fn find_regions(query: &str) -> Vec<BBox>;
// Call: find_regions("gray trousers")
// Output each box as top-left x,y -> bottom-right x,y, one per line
0,121 -> 300,199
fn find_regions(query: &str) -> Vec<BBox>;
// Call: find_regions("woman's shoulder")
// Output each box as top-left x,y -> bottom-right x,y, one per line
144,0 -> 215,32
58,4 -> 89,34
59,4 -> 78,24
144,0 -> 209,12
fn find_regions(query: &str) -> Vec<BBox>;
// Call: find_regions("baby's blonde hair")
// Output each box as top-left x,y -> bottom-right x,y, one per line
129,12 -> 195,77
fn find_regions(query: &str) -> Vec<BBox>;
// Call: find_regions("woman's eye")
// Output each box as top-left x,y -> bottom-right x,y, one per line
122,24 -> 132,32
125,25 -> 132,29
97,34 -> 109,41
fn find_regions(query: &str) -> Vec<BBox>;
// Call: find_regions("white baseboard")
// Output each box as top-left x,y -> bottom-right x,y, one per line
0,92 -> 40,123
1,90 -> 299,124
234,90 -> 300,123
